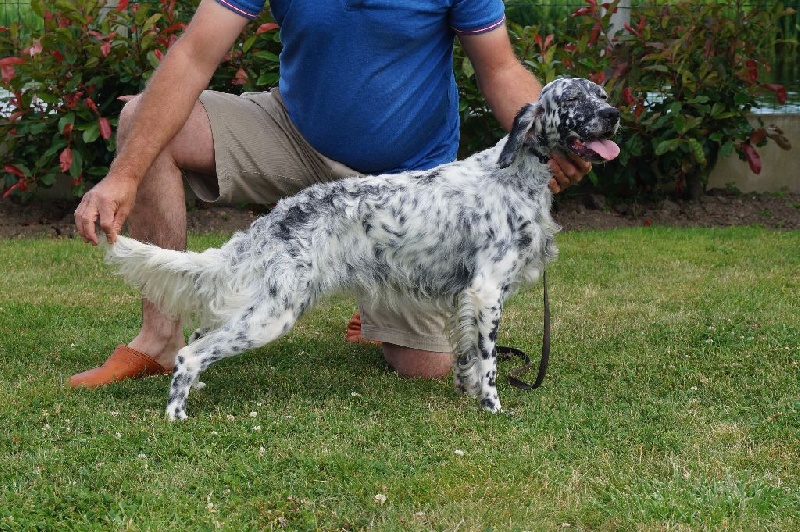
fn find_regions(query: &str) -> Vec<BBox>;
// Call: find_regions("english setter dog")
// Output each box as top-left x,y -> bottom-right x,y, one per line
105,77 -> 620,420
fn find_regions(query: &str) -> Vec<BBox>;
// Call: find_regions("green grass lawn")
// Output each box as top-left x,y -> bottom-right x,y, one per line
1,227 -> 798,530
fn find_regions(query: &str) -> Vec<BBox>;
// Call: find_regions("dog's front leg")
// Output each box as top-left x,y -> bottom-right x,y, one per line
452,288 -> 503,413
474,304 -> 502,413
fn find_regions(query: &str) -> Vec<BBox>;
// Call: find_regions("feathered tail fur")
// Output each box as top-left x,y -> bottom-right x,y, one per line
104,235 -> 239,327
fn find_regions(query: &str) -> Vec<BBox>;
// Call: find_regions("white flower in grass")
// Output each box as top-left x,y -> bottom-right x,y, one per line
374,494 -> 387,505
249,411 -> 258,418
252,425 -> 261,432
137,453 -> 147,459
453,449 -> 465,456
205,494 -> 217,513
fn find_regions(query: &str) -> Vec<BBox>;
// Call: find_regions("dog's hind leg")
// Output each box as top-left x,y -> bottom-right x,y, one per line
165,303 -> 301,420
184,328 -> 210,391
452,286 -> 503,413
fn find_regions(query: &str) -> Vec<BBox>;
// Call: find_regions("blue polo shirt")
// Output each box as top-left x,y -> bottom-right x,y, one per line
215,0 -> 506,174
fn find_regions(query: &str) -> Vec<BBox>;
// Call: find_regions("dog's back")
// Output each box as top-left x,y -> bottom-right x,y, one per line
233,152 -> 556,306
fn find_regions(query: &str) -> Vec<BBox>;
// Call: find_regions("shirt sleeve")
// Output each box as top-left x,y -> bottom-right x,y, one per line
214,0 -> 267,20
449,0 -> 506,35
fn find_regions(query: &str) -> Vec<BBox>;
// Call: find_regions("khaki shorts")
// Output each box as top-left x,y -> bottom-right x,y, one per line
194,89 -> 452,353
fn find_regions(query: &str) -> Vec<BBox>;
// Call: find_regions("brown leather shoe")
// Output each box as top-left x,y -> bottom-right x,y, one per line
69,345 -> 173,388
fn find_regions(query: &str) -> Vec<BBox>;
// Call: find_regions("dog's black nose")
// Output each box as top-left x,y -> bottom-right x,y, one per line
600,107 -> 620,121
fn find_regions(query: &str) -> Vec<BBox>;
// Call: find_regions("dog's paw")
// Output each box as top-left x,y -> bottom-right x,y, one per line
454,355 -> 481,396
454,373 -> 481,397
480,395 -> 502,413
191,378 -> 206,390
166,406 -> 188,421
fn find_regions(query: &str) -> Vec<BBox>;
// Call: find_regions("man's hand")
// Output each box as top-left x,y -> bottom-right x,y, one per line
548,150 -> 593,194
73,0 -> 249,246
74,175 -> 138,245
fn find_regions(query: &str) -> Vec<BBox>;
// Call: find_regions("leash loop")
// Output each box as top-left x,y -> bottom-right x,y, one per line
496,270 -> 550,390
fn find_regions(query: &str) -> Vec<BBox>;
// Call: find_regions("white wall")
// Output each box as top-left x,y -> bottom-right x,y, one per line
707,114 -> 800,193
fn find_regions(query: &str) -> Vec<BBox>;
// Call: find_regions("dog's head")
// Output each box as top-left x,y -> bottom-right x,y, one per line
498,77 -> 621,168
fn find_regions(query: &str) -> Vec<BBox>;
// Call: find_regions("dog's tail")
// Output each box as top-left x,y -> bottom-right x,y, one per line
104,235 -> 232,326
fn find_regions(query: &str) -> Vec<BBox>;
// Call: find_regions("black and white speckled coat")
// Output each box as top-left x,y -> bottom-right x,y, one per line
105,77 -> 620,419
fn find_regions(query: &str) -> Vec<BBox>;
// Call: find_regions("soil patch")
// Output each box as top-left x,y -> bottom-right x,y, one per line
553,189 -> 800,231
1,190 -> 799,240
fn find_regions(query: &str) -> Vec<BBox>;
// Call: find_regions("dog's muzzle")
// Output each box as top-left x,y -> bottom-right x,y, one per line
569,107 -> 621,163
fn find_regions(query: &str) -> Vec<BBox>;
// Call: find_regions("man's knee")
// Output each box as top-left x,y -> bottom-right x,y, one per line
117,95 -> 142,145
117,94 -> 215,188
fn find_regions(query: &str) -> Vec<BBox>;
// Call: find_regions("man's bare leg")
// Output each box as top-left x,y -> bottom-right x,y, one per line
123,149 -> 189,369
71,96 -> 217,382
345,313 -> 452,378
382,343 -> 452,378
123,95 -> 219,369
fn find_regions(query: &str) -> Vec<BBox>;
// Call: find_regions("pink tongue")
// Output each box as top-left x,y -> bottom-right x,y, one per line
586,139 -> 620,160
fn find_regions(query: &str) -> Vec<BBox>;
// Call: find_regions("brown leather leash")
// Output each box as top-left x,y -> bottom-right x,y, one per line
496,271 -> 550,390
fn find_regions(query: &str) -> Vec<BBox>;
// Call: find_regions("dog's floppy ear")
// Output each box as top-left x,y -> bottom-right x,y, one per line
498,103 -> 543,168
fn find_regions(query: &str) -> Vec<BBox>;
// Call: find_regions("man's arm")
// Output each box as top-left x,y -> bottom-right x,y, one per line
75,0 -> 249,244
458,25 -> 541,131
459,26 -> 592,192
110,0 -> 248,187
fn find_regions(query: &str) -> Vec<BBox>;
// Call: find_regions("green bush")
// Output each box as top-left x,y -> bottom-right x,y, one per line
0,2 -> 43,42
1,0 -> 792,200
0,0 -> 279,199
568,0 -> 792,199
458,0 -> 793,199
